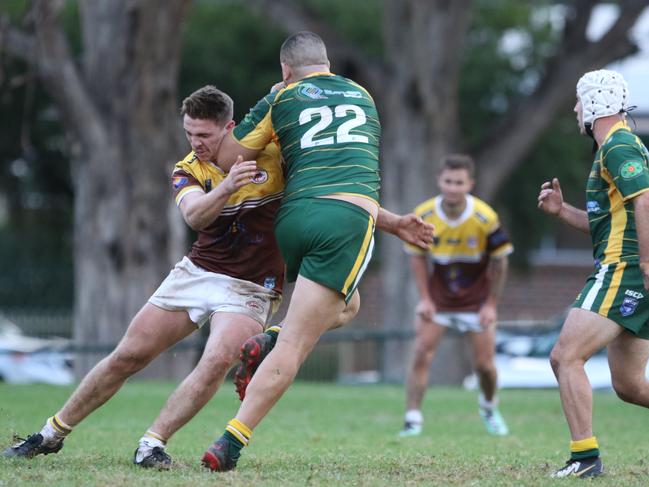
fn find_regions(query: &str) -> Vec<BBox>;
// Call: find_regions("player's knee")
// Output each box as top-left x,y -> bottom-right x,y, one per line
612,377 -> 643,404
549,346 -> 562,376
199,351 -> 233,377
335,292 -> 360,328
344,293 -> 360,320
413,344 -> 434,367
106,348 -> 150,376
474,360 -> 495,377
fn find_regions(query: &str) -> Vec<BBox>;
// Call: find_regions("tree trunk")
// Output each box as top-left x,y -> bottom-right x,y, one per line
379,0 -> 472,382
27,0 -> 193,377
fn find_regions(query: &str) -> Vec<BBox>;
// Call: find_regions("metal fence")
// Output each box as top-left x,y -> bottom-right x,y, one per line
1,309 -> 558,386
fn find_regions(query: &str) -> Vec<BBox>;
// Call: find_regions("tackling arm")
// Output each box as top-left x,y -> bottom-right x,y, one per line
215,134 -> 260,172
376,208 -> 435,249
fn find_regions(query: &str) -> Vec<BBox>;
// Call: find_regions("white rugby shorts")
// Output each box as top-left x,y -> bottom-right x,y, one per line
148,257 -> 281,328
434,312 -> 483,333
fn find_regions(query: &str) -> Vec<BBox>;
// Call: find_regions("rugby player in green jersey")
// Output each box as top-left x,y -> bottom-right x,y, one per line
199,31 -> 413,472
538,69 -> 649,478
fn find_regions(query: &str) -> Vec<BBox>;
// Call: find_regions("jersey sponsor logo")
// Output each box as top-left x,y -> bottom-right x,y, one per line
298,83 -> 328,100
263,277 -> 276,289
172,176 -> 189,189
620,160 -> 644,180
323,88 -> 362,99
250,169 -> 269,184
625,289 -> 644,299
446,238 -> 461,245
586,201 -> 601,213
620,296 -> 639,317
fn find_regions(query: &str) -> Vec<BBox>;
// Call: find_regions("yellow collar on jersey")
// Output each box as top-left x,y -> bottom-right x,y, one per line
602,120 -> 630,145
284,71 -> 336,91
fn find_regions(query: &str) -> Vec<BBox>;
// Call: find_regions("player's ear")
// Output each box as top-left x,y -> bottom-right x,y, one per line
281,62 -> 291,83
225,120 -> 236,131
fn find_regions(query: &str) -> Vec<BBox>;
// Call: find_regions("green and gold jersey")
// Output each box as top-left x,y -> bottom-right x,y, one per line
233,72 -> 381,204
586,121 -> 649,266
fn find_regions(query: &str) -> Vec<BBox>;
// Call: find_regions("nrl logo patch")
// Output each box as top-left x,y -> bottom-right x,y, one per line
620,296 -> 639,317
620,160 -> 644,180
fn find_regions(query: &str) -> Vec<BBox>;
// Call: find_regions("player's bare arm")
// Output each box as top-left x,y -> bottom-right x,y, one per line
634,191 -> 649,290
480,255 -> 508,328
376,208 -> 435,249
180,156 -> 257,230
409,254 -> 435,320
215,133 -> 260,172
537,177 -> 589,233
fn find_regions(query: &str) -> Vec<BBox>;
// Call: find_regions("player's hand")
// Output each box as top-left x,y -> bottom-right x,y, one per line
270,81 -> 285,93
537,178 -> 564,216
222,155 -> 258,194
395,213 -> 434,249
478,301 -> 497,329
415,298 -> 436,322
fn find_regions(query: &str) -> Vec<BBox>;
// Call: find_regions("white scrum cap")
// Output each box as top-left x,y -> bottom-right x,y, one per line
576,69 -> 629,125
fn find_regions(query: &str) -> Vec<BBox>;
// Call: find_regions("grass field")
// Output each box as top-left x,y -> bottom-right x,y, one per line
1,381 -> 647,486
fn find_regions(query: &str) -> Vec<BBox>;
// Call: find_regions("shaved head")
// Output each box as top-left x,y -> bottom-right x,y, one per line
280,31 -> 329,68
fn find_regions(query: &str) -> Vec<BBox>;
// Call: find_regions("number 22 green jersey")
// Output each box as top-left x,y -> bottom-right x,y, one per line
233,72 -> 381,205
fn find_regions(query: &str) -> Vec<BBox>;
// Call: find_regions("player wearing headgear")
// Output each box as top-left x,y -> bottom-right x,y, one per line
538,69 -> 649,478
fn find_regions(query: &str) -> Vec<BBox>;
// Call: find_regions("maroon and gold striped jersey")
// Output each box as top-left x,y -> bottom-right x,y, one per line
172,143 -> 285,293
405,195 -> 513,311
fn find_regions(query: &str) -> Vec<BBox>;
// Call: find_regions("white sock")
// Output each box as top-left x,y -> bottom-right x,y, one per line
405,409 -> 423,425
479,393 -> 498,412
138,431 -> 166,451
39,415 -> 72,443
135,432 -> 166,463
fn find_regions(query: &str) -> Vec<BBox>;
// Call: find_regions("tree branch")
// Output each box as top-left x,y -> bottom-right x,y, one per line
239,0 -> 386,94
474,1 -> 645,200
29,0 -> 107,152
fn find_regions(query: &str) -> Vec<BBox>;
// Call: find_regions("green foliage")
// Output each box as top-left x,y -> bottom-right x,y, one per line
0,3 -> 76,309
300,0 -> 383,58
460,0 -> 558,147
2,382 -> 649,485
179,4 -> 286,121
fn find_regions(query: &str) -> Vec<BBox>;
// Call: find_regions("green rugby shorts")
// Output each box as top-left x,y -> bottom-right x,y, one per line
274,198 -> 375,303
574,262 -> 649,339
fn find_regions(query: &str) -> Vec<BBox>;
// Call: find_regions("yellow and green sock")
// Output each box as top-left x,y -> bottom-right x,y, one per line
570,436 -> 599,460
223,418 -> 252,457
265,325 -> 281,346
